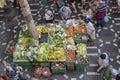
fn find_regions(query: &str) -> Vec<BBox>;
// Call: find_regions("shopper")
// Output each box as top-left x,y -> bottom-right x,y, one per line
81,0 -> 86,7
117,0 -> 120,10
96,0 -> 107,27
45,10 -> 54,23
86,19 -> 96,46
13,0 -> 17,8
59,6 -> 72,19
116,73 -> 120,80
69,0 -> 77,13
97,52 -> 109,73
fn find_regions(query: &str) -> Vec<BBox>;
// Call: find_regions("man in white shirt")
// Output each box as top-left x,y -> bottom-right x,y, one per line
97,52 -> 109,73
86,19 -> 96,46
59,6 -> 72,19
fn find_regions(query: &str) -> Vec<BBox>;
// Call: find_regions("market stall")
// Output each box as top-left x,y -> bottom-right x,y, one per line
5,19 -> 90,78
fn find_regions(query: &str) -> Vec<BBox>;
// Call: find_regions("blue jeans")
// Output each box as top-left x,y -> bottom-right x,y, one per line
96,18 -> 105,27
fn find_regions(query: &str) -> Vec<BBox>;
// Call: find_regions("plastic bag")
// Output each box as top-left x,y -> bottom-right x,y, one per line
104,15 -> 109,22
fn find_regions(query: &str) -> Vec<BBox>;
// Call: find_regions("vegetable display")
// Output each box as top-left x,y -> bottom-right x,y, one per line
65,49 -> 76,62
76,43 -> 87,55
49,31 -> 66,47
36,43 -> 49,61
11,21 -> 89,75
13,45 -> 27,60
48,47 -> 65,61
76,56 -> 89,64
52,62 -> 65,68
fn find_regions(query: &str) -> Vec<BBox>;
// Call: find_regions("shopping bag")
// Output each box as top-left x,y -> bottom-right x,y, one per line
104,15 -> 109,22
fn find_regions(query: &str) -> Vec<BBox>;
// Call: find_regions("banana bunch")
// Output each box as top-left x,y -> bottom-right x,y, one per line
36,26 -> 42,34
0,0 -> 5,8
42,27 -> 49,33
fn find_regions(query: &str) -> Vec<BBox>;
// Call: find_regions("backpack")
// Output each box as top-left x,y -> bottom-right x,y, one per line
96,12 -> 105,19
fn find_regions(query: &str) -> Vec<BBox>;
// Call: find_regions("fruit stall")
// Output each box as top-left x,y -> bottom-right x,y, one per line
5,19 -> 89,78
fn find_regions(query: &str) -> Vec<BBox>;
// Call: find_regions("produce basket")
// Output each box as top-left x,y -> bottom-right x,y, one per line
76,43 -> 87,56
14,60 -> 32,69
5,41 -> 16,58
48,47 -> 66,61
51,62 -> 66,73
66,62 -> 75,71
75,56 -> 89,72
65,49 -> 76,71
74,32 -> 88,44
75,63 -> 89,72
31,61 -> 50,67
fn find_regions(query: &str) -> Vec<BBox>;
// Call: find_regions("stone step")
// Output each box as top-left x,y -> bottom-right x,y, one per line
86,72 -> 100,76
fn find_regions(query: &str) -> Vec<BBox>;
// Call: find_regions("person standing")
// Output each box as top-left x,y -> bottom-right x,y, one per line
69,0 -> 77,13
13,0 -> 17,8
45,10 -> 54,23
86,19 -> 96,46
59,6 -> 72,19
96,0 -> 107,27
97,52 -> 109,73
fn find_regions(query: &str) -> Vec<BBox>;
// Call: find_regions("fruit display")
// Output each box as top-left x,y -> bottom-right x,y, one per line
41,27 -> 50,33
52,62 -> 65,68
48,47 -> 65,61
36,26 -> 42,34
13,44 -> 27,60
73,24 -> 87,33
66,37 -> 75,45
18,37 -> 36,47
39,33 -> 48,44
49,27 -> 65,33
65,49 -> 76,62
74,32 -> 88,40
20,30 -> 31,37
34,67 -> 43,78
6,42 -> 15,54
36,26 -> 49,34
42,67 -> 52,78
76,56 -> 89,64
34,67 -> 52,78
76,43 -> 87,55
65,26 -> 74,38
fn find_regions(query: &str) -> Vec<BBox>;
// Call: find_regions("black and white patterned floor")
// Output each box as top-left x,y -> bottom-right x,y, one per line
0,0 -> 120,80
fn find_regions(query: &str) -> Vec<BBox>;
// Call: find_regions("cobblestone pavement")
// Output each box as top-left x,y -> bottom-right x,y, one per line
0,0 -> 120,80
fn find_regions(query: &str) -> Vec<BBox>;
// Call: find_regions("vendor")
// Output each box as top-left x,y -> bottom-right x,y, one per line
86,19 -> 96,46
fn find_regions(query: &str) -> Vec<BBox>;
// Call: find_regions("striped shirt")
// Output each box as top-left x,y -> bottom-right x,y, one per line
97,3 -> 107,12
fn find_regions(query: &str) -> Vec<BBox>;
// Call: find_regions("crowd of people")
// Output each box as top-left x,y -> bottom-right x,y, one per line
45,0 -> 109,27
45,0 -> 109,45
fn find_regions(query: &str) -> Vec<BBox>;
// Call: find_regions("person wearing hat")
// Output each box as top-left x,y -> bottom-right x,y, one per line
59,6 -> 72,19
45,10 -> 54,23
97,52 -> 109,73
